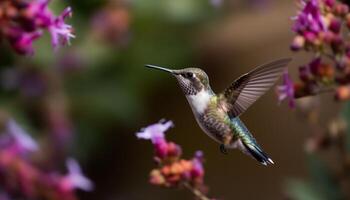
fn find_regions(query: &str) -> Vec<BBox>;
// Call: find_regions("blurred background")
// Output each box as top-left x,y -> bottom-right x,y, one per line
0,0 -> 346,199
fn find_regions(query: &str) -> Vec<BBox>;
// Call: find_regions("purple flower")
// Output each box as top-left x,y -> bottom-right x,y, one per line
191,152 -> 204,178
7,28 -> 42,56
27,0 -> 52,26
48,7 -> 75,48
194,151 -> 204,162
299,65 -> 312,82
309,57 -> 321,75
29,2 -> 75,48
292,0 -> 325,34
276,71 -> 295,108
136,120 -> 181,159
4,119 -> 39,155
60,158 -> 94,192
136,120 -> 173,143
0,0 -> 75,55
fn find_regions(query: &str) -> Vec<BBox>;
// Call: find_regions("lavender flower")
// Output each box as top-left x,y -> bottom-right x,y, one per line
59,158 -> 94,192
48,7 -> 75,48
0,119 -> 93,200
136,120 -> 173,142
277,71 -> 295,108
6,119 -> 39,154
0,119 -> 39,156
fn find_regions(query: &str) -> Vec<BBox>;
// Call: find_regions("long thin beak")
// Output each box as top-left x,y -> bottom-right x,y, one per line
145,64 -> 174,74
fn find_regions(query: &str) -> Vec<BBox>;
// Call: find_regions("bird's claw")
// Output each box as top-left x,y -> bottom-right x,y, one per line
220,144 -> 228,155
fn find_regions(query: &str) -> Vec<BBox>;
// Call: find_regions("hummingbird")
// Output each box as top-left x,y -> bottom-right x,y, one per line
145,58 -> 291,165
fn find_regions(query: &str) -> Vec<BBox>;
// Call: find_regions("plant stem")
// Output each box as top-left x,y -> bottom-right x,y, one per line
183,182 -> 211,200
295,86 -> 336,99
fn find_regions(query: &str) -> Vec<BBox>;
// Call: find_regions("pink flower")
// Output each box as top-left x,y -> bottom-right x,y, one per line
276,71 -> 295,108
7,29 -> 42,56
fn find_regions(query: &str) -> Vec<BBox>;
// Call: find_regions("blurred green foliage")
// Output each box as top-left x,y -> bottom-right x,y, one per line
286,154 -> 343,200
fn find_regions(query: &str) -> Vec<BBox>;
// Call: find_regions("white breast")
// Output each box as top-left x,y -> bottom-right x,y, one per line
187,90 -> 211,114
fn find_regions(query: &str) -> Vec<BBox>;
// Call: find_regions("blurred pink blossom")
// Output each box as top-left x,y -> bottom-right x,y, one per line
0,0 -> 74,55
59,158 -> 94,192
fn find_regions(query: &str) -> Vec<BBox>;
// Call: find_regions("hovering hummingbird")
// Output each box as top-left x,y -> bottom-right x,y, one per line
146,58 -> 291,165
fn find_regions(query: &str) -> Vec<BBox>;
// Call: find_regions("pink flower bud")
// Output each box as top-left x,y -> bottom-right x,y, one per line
329,18 -> 341,33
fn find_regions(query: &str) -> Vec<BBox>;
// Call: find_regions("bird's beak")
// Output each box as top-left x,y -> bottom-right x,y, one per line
145,64 -> 175,75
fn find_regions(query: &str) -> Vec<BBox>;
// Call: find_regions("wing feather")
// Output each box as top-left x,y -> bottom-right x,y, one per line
221,58 -> 292,118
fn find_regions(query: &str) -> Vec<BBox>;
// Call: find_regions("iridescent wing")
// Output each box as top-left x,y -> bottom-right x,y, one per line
220,58 -> 292,118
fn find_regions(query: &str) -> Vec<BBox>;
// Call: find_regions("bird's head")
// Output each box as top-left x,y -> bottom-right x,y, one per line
146,65 -> 211,95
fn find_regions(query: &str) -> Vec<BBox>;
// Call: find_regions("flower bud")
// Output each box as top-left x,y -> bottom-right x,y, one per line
150,169 -> 165,185
325,0 -> 335,8
304,32 -> 317,44
336,86 -> 350,100
346,14 -> 350,29
309,58 -> 321,75
167,142 -> 182,158
299,66 -> 312,82
329,18 -> 341,33
290,36 -> 305,51
335,3 -> 349,16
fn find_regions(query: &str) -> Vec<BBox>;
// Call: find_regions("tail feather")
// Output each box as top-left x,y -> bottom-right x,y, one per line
241,141 -> 274,166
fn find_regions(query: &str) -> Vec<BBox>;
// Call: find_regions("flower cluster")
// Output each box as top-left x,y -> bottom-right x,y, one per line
290,0 -> 350,51
136,120 -> 212,199
0,119 -> 93,200
0,0 -> 74,55
278,0 -> 350,107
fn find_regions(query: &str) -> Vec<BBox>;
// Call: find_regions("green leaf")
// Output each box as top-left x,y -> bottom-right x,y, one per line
306,154 -> 343,200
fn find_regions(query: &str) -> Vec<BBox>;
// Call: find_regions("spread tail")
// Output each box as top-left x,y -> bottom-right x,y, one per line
241,141 -> 274,166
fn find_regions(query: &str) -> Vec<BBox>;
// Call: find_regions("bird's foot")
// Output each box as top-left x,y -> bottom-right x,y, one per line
220,144 -> 228,155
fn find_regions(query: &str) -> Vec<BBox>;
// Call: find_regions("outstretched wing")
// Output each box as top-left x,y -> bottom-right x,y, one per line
220,58 -> 292,118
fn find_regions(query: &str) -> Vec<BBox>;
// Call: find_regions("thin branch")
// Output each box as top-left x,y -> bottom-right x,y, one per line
183,182 -> 211,200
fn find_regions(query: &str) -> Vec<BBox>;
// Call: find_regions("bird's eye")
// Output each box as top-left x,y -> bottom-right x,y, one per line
183,72 -> 193,78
